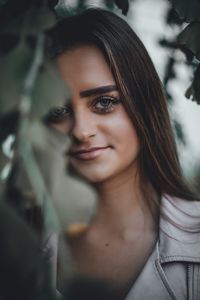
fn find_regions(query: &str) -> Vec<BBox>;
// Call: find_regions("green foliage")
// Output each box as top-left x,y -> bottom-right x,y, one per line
174,120 -> 186,145
0,201 -> 56,300
0,2 -> 68,117
55,0 -> 130,17
177,21 -> 200,104
167,0 -> 200,105
170,0 -> 200,22
185,64 -> 200,104
115,0 -> 129,15
0,0 -> 7,6
2,0 -> 199,297
0,0 -> 58,27
166,7 -> 182,25
31,59 -> 69,118
0,1 -> 69,297
178,22 -> 200,60
0,42 -> 34,114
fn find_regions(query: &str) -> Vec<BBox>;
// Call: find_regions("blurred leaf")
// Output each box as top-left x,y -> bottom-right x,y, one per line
16,132 -> 61,234
0,0 -> 7,6
169,0 -> 200,22
0,135 -> 15,180
0,41 -> 34,115
164,89 -> 173,104
4,118 -> 96,235
24,120 -> 69,156
48,0 -> 59,10
163,57 -> 176,86
0,32 -> 20,53
185,64 -> 200,104
0,111 -> 19,142
26,120 -> 97,230
178,22 -> 200,60
178,44 -> 194,62
26,5 -> 56,33
0,6 -> 56,61
104,0 -> 115,10
77,0 -> 87,10
0,149 -> 9,174
0,201 -> 55,300
0,0 -> 57,28
0,0 -> 35,28
174,120 -> 186,145
31,60 -> 69,118
54,0 -> 73,19
166,7 -> 182,25
159,38 -> 177,50
115,0 -> 129,15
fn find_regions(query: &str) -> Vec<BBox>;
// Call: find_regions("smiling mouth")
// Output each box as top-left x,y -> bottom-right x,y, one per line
70,147 -> 110,161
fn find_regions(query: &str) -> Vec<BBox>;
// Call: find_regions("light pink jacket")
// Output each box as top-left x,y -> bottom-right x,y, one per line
125,195 -> 200,300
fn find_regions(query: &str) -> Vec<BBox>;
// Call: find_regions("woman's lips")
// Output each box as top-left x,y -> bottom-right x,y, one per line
70,147 -> 110,161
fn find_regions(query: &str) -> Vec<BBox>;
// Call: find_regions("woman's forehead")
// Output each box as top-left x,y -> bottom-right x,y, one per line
56,44 -> 116,93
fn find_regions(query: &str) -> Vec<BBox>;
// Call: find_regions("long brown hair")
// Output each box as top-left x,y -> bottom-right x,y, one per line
48,8 -> 197,203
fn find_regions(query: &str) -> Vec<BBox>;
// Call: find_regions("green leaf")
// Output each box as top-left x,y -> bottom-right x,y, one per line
48,0 -> 59,10
169,0 -> 200,22
0,1 -> 56,30
28,5 -> 56,32
185,64 -> 200,105
104,0 -> 115,10
0,111 -> 19,142
0,0 -> 7,6
178,22 -> 200,60
0,148 -> 9,175
31,60 -> 69,118
163,57 -> 176,86
166,7 -> 182,25
115,0 -> 129,15
0,201 -> 56,300
174,120 -> 186,145
25,120 -> 97,229
0,32 -> 20,53
0,5 -> 56,39
26,120 -> 69,153
0,41 -> 34,115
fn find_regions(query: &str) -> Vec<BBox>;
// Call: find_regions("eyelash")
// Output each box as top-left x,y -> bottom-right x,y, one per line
44,106 -> 71,123
45,96 -> 120,123
92,96 -> 120,113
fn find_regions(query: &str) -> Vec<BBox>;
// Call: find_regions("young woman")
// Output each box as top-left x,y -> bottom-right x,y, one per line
47,8 -> 200,300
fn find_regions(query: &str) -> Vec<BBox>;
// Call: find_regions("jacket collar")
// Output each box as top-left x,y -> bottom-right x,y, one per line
158,195 -> 200,263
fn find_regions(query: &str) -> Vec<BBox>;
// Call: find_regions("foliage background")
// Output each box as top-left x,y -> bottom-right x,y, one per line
126,0 -> 200,187
0,0 -> 200,299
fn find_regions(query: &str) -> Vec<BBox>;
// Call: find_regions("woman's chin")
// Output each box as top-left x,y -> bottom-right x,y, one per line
66,162 -> 107,185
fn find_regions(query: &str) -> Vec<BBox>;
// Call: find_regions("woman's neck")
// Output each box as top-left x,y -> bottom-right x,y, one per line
92,169 -> 159,237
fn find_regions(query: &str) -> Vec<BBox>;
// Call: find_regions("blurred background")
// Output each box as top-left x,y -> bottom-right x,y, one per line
127,0 -> 200,180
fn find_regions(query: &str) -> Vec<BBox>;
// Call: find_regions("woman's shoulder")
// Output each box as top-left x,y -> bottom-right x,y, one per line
159,194 -> 200,261
161,194 -> 200,230
161,194 -> 200,218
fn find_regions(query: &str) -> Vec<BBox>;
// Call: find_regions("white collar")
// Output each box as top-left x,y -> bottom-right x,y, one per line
159,194 -> 200,263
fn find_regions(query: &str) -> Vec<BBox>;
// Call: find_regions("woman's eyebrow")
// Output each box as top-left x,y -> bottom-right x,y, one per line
80,85 -> 118,98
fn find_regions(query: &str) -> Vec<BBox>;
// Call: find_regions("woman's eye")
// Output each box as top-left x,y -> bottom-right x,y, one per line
93,96 -> 120,112
44,105 -> 72,123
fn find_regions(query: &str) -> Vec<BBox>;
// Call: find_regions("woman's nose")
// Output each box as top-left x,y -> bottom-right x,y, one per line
70,111 -> 96,143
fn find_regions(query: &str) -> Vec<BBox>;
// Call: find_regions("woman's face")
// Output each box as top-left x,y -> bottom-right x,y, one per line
53,44 -> 140,183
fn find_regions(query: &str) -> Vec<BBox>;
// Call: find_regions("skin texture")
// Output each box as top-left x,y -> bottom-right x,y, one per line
55,44 -> 140,185
52,44 -> 158,299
